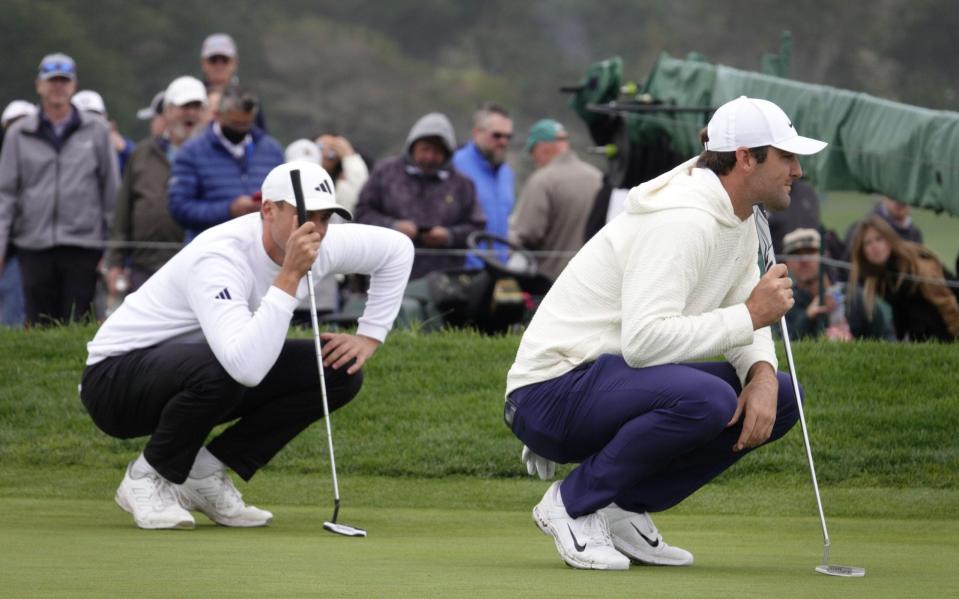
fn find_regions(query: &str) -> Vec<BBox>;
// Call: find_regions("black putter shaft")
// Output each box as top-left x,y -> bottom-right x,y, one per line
289,169 -> 342,524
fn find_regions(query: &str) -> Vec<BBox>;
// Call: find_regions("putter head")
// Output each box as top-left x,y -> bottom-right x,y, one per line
815,564 -> 866,577
323,521 -> 367,537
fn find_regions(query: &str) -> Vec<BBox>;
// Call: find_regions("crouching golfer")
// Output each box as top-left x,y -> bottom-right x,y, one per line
81,161 -> 413,530
504,97 -> 827,569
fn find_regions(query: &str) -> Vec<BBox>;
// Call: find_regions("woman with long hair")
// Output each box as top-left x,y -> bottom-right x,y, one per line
848,215 -> 959,341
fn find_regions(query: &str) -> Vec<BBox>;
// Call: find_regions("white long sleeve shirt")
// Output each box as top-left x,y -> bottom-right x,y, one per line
506,157 -> 777,397
87,213 -> 414,387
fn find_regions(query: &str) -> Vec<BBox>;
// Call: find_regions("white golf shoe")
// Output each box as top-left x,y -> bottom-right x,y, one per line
600,503 -> 694,566
176,470 -> 273,527
115,462 -> 195,530
532,481 -> 630,570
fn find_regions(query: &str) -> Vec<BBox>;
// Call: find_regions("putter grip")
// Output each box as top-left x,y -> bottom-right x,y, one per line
290,169 -> 308,225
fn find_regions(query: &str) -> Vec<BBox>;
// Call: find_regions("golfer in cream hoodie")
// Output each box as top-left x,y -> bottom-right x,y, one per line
504,97 -> 828,570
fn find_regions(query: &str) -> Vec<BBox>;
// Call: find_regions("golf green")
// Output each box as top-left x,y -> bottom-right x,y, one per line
2,495 -> 956,598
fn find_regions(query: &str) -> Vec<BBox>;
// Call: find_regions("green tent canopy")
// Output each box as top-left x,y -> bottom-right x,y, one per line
570,52 -> 959,217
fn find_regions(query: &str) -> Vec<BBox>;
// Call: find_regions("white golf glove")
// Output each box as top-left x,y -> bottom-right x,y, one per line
521,445 -> 556,480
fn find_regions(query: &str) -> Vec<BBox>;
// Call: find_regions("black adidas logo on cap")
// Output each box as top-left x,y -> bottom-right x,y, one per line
315,180 -> 332,194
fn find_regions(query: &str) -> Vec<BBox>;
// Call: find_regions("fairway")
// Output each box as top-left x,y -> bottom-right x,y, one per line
2,493 -> 957,598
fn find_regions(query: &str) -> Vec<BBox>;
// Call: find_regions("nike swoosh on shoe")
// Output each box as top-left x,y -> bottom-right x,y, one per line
631,523 -> 660,547
567,524 -> 587,552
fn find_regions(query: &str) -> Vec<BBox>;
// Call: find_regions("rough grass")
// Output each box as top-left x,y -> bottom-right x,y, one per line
1,326 -> 957,493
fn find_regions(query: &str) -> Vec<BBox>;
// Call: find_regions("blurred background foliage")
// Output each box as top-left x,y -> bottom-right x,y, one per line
3,0 -> 959,181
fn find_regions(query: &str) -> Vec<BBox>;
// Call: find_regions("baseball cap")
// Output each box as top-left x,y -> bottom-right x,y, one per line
38,53 -> 77,81
524,118 -> 568,152
2,100 -> 37,128
136,91 -> 165,120
164,76 -> 207,107
782,228 -> 821,254
201,33 -> 237,59
261,161 -> 352,221
704,96 -> 827,155
285,139 -> 321,164
71,90 -> 106,115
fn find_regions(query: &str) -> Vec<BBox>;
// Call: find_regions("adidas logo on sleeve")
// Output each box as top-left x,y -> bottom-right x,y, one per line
215,288 -> 232,300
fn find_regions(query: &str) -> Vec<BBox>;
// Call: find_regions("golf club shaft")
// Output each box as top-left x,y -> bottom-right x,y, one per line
289,168 -> 342,522
752,204 -> 831,563
306,269 -> 342,517
776,315 -> 831,563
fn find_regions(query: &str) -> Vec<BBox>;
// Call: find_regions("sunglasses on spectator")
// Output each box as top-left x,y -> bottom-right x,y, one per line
489,131 -> 513,141
39,62 -> 76,75
205,55 -> 233,64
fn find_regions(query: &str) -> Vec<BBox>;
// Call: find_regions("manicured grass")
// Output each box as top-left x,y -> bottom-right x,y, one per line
2,496 -> 957,598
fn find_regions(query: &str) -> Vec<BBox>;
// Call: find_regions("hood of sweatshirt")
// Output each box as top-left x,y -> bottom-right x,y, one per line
404,112 -> 457,156
623,156 -> 742,228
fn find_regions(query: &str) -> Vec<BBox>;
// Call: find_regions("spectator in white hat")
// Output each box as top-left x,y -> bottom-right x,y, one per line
506,96 -> 826,571
0,52 -> 119,326
199,33 -> 266,130
0,100 -> 37,327
200,33 -> 239,91
284,138 -> 321,164
72,89 -> 135,173
136,90 -> 167,138
104,76 -> 208,307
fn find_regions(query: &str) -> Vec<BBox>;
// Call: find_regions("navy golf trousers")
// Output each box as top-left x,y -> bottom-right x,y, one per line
81,339 -> 363,484
507,355 -> 801,517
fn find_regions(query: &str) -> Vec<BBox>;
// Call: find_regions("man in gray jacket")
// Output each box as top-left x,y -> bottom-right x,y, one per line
0,53 -> 119,325
510,119 -> 602,280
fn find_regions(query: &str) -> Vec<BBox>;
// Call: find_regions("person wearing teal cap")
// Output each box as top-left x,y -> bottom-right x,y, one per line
510,118 -> 602,279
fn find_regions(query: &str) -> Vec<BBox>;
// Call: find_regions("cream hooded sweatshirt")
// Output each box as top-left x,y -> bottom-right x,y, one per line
506,157 -> 777,397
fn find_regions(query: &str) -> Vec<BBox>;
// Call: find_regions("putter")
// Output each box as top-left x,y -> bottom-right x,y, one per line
290,169 -> 367,538
753,204 -> 862,576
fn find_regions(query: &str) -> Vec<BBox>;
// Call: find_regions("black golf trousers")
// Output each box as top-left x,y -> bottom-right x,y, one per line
80,339 -> 363,484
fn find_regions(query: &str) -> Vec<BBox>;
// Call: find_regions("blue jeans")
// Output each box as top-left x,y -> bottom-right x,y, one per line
508,355 -> 801,517
0,256 -> 25,327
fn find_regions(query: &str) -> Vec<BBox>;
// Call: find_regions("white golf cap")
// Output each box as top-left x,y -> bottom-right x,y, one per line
136,91 -> 166,120
2,100 -> 37,128
284,139 -> 321,164
705,96 -> 827,155
261,161 -> 352,221
72,90 -> 106,115
201,33 -> 237,59
164,76 -> 207,107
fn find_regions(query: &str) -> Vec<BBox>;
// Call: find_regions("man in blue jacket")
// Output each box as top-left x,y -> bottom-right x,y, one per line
452,102 -> 515,268
168,85 -> 283,241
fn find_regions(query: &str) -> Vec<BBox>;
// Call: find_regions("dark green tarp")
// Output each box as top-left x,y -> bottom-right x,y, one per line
571,52 -> 959,216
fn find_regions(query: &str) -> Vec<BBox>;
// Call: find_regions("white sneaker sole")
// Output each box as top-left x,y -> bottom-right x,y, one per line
612,540 -> 693,566
532,506 -> 629,571
192,507 -> 272,528
115,492 -> 194,530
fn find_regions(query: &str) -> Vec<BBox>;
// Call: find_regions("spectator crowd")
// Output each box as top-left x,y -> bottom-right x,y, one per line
0,36 -> 956,342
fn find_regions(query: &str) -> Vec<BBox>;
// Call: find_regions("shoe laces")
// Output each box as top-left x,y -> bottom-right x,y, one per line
134,471 -> 179,512
209,471 -> 244,513
579,512 -> 615,547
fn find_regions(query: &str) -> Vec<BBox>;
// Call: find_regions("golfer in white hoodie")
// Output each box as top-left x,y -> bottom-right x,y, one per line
504,97 -> 828,570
